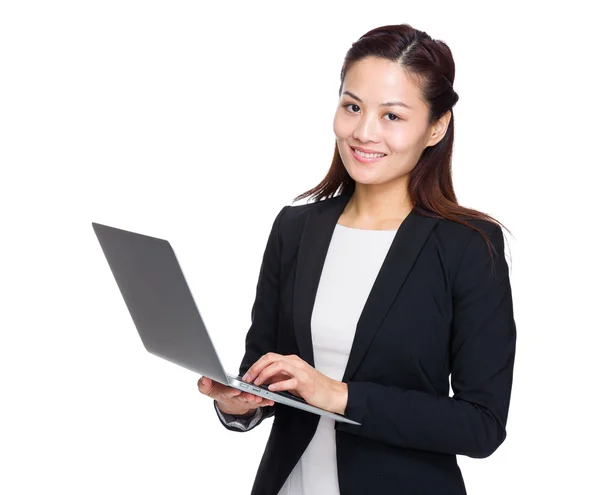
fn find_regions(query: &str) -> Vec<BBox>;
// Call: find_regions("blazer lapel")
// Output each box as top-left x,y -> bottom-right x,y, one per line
292,194 -> 439,383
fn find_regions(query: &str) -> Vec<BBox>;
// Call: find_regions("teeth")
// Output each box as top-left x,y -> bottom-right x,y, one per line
353,148 -> 385,158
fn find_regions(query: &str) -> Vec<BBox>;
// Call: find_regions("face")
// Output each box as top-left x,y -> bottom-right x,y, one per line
333,56 -> 448,189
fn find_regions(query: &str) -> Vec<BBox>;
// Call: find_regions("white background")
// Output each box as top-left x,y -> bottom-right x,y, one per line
1,1 -> 598,493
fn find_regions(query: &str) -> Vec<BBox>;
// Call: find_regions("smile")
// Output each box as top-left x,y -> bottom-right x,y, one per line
350,146 -> 387,163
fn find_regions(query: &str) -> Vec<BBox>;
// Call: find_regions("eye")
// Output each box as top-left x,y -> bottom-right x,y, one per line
343,103 -> 360,113
384,113 -> 401,122
342,103 -> 402,122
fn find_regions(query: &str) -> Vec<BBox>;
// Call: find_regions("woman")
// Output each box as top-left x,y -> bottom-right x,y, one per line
198,23 -> 516,495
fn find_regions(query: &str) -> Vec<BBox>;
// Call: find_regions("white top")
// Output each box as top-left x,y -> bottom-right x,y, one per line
277,223 -> 397,495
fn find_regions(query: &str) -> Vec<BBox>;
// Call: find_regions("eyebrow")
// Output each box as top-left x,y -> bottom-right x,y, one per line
342,91 -> 412,110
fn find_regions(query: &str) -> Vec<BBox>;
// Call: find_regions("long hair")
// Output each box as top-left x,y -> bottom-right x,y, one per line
293,24 -> 511,265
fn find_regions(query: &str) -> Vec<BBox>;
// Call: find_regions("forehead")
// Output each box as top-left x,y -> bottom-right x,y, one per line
342,57 -> 424,107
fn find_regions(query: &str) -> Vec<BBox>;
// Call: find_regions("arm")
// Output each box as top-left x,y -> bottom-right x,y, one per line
214,205 -> 289,431
336,224 -> 517,458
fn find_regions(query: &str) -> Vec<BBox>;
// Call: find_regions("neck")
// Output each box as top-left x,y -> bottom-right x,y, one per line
344,183 -> 413,224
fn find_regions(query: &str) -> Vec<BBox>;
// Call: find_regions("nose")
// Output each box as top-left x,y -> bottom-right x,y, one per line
352,112 -> 382,144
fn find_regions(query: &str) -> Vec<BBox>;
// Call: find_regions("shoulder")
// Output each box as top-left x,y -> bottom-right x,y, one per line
277,194 -> 341,233
283,195 -> 341,219
431,214 -> 503,251
271,195 -> 342,258
426,214 -> 506,285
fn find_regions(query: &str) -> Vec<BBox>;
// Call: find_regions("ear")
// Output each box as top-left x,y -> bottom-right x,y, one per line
426,110 -> 452,147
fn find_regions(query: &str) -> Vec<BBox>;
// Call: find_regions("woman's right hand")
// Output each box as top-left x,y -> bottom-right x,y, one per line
197,376 -> 275,416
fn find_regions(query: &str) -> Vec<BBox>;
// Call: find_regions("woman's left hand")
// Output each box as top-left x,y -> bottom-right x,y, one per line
242,353 -> 348,415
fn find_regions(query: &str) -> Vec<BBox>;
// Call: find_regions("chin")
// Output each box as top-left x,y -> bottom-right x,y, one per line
345,169 -> 382,186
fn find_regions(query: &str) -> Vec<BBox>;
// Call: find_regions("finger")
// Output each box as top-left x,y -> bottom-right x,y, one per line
255,360 -> 297,386
262,372 -> 291,385
251,396 -> 274,406
198,377 -> 241,400
265,377 -> 300,396
243,352 -> 282,382
239,391 -> 262,402
221,387 -> 242,399
249,394 -> 273,405
198,376 -> 214,394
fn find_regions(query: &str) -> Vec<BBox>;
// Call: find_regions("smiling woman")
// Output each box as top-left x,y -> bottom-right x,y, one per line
202,23 -> 517,495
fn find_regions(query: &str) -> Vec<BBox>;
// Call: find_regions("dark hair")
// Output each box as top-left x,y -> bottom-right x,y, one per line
293,24 -> 511,266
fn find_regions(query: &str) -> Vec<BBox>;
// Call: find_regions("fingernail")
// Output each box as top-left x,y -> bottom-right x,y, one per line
201,377 -> 206,385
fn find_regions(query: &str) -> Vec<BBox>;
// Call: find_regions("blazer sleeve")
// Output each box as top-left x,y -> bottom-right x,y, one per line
213,399 -> 266,432
214,205 -> 289,432
336,223 -> 517,458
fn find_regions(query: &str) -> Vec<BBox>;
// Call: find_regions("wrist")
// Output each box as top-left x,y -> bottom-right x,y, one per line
331,381 -> 348,415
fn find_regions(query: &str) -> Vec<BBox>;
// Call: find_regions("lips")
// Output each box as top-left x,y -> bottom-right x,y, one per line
349,145 -> 387,164
351,146 -> 387,155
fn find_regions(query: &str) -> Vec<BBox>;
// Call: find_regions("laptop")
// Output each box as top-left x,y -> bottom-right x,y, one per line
92,222 -> 360,426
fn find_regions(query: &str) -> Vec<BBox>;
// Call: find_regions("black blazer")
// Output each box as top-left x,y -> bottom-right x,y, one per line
217,192 -> 517,495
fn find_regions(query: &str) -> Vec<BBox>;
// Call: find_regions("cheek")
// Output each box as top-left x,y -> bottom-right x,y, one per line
333,111 -> 350,138
385,129 -> 419,154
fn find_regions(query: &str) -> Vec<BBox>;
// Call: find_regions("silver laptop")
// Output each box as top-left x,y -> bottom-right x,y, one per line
92,222 -> 360,426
